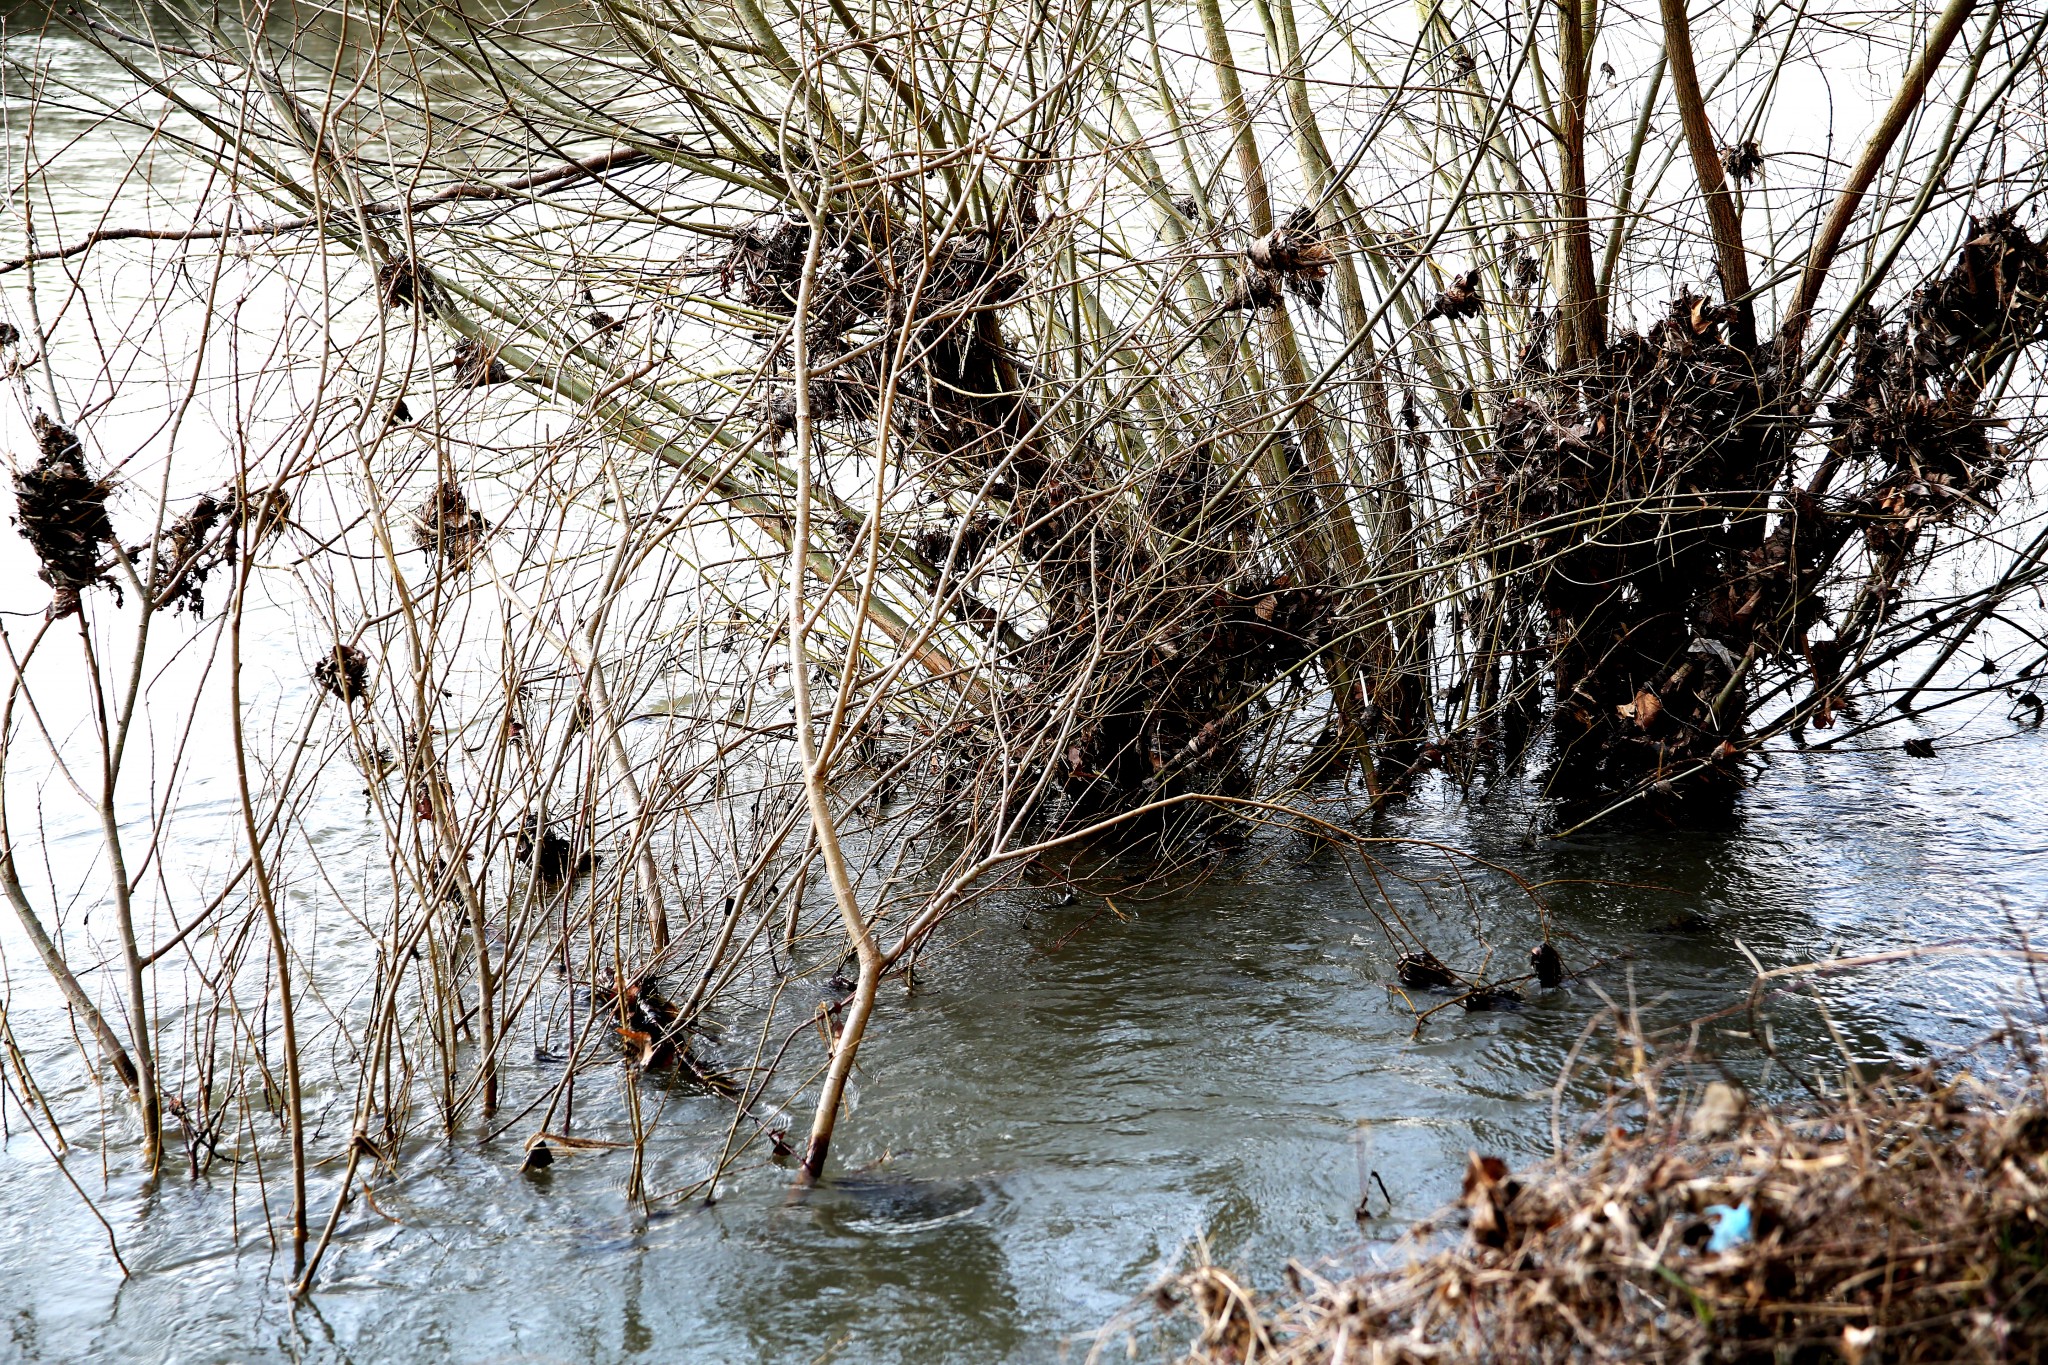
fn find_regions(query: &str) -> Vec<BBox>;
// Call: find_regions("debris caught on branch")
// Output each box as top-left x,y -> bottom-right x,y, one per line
146,485 -> 289,616
1246,208 -> 1335,308
1720,139 -> 1765,182
450,337 -> 510,387
149,493 -> 229,616
11,414 -> 115,618
598,976 -> 738,1094
513,814 -> 594,886
579,288 -> 621,346
1466,213 -> 2048,818
1458,984 -> 1522,1011
313,643 -> 370,703
1421,269 -> 1482,322
720,214 -> 814,312
411,479 -> 490,570
376,257 -> 432,310
1396,949 -> 1459,990
1219,267 -> 1285,313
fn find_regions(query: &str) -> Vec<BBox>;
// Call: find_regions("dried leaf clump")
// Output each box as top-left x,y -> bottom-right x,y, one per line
412,479 -> 490,570
312,643 -> 370,704
1472,211 -> 2048,817
1231,208 -> 1335,311
450,337 -> 511,388
148,485 -> 290,616
513,813 -> 593,886
376,256 -> 432,310
12,414 -> 114,617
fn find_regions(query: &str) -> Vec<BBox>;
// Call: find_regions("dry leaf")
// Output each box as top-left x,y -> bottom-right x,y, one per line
1690,1081 -> 1746,1139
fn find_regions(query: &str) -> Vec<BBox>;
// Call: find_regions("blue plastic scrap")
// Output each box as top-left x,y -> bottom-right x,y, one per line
1705,1202 -> 1753,1253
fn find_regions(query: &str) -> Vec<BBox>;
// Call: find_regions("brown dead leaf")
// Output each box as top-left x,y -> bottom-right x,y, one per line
1690,1081 -> 1747,1139
1631,689 -> 1662,730
1462,1152 -> 1518,1248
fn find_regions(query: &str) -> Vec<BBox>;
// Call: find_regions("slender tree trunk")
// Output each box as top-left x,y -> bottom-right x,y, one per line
229,577 -> 308,1274
0,851 -> 139,1095
1781,0 -> 1980,347
1558,0 -> 1605,364
75,618 -> 161,1175
1658,0 -> 1756,346
1193,0 -> 1361,578
1263,0 -> 1429,766
788,203 -> 882,1186
1,640 -> 139,1094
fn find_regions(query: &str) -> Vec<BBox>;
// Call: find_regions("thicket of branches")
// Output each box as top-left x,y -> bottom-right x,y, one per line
5,0 -> 2048,1294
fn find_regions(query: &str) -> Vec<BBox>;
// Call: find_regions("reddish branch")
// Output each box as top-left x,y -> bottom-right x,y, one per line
1657,0 -> 1756,349
1557,0 -> 1605,364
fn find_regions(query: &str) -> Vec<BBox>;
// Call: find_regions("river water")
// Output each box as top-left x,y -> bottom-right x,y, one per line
4,697 -> 2042,1363
6,12 -> 2048,1365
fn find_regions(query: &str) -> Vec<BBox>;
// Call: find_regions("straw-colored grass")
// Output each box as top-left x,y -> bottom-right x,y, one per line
1166,1026 -> 2048,1363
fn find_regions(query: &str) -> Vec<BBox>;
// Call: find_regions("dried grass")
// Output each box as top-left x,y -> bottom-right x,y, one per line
1165,1028 -> 2048,1364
